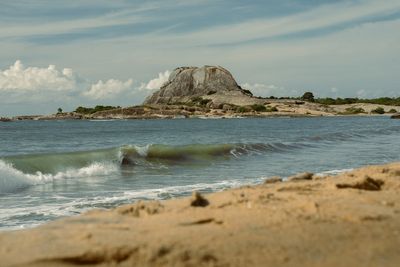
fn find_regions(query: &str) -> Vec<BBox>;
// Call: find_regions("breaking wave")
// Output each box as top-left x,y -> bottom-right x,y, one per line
0,160 -> 117,194
0,142 -> 301,194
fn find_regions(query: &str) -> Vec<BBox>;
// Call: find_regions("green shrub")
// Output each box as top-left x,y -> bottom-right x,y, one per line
342,107 -> 365,114
199,99 -> 212,106
191,96 -> 203,103
236,106 -> 250,113
75,105 -> 120,114
251,104 -> 267,112
314,97 -> 400,106
266,106 -> 278,112
388,108 -> 397,113
301,92 -> 315,102
372,107 -> 385,114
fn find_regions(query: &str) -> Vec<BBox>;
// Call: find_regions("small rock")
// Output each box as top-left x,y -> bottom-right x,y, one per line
264,176 -> 282,184
390,113 -> 400,119
190,192 -> 209,207
288,172 -> 314,181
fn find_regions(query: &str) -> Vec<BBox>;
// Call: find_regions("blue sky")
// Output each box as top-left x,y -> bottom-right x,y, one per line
0,0 -> 399,115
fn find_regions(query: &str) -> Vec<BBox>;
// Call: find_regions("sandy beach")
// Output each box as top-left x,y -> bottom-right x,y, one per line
1,162 -> 399,267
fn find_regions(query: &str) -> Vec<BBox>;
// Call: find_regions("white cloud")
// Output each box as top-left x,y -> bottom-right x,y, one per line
0,60 -> 78,92
139,70 -> 170,90
241,83 -> 298,98
83,79 -> 134,100
0,60 -> 172,107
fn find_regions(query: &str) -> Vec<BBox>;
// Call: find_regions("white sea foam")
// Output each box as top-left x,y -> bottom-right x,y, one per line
0,176 -> 265,230
316,168 -> 354,176
133,144 -> 151,157
0,160 -> 36,193
0,160 -> 117,194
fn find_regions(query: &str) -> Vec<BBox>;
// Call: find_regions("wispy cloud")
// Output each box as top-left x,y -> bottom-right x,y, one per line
0,0 -> 215,42
150,0 -> 400,47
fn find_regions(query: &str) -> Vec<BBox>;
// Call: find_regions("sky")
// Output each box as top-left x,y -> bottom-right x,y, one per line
0,0 -> 399,116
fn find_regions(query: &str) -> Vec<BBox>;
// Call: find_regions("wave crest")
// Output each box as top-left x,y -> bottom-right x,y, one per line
0,160 -> 116,194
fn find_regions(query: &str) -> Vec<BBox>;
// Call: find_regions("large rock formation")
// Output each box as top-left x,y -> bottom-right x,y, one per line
144,66 -> 252,105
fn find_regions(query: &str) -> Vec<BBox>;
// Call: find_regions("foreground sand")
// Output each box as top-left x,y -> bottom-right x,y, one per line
1,163 -> 400,267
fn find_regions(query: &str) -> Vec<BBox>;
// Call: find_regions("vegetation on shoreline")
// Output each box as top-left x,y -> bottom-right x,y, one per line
313,97 -> 400,106
69,92 -> 399,118
75,105 -> 121,114
254,93 -> 400,106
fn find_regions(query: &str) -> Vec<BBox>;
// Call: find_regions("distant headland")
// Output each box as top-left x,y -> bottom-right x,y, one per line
1,65 -> 400,121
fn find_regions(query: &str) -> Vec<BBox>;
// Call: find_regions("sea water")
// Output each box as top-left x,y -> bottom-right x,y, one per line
0,116 -> 399,230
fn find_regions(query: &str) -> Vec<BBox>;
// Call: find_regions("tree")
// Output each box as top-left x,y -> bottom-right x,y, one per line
301,92 -> 315,102
57,108 -> 63,113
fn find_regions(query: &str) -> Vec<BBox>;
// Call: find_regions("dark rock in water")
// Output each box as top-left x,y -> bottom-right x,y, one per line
121,157 -> 135,166
391,113 -> 400,119
144,66 -> 250,105
0,117 -> 12,122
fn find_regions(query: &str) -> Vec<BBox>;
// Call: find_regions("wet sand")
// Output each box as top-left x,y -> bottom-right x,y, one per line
1,162 -> 400,266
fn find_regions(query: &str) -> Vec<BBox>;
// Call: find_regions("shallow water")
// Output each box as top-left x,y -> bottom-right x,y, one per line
0,116 -> 399,230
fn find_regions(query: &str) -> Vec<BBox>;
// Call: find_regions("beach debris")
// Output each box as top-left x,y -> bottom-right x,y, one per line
288,172 -> 314,181
336,176 -> 384,191
116,201 -> 164,217
180,218 -> 223,226
264,176 -> 282,184
190,191 -> 209,207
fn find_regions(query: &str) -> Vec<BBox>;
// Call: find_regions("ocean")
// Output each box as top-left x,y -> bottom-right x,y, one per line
0,116 -> 399,230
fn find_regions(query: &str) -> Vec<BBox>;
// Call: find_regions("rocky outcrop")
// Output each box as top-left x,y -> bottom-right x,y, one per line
391,113 -> 400,119
144,66 -> 252,105
0,117 -> 12,122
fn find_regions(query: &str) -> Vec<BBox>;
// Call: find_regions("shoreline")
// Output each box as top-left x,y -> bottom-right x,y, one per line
1,101 -> 399,121
1,112 -> 398,122
1,162 -> 400,266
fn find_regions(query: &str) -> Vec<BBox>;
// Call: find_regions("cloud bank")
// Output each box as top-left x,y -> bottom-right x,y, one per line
140,70 -> 170,90
83,79 -> 134,100
0,60 -> 78,92
0,60 -> 170,102
0,60 -> 170,115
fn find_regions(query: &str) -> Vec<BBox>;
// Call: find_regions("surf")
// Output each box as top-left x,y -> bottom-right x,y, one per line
0,142 -> 303,194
